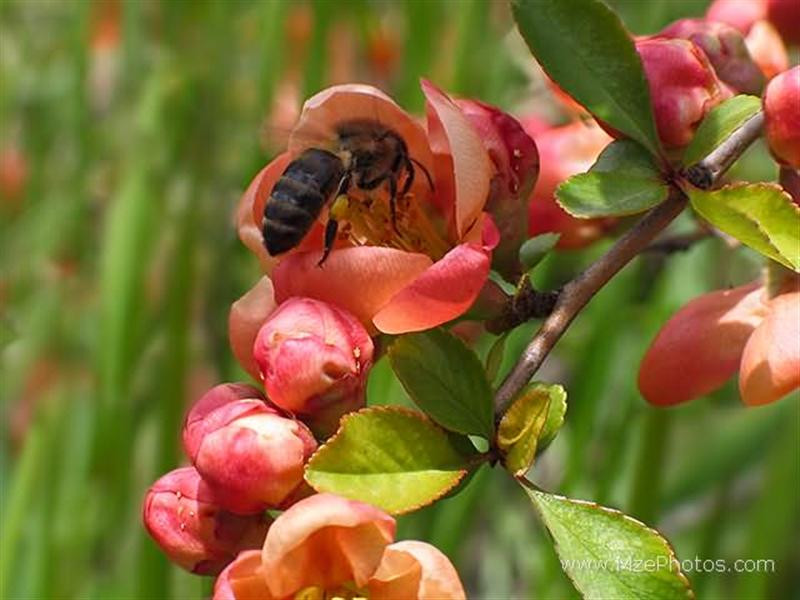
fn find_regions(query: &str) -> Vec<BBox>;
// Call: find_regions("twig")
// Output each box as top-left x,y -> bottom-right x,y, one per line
485,278 -> 559,334
494,111 -> 765,417
685,111 -> 765,189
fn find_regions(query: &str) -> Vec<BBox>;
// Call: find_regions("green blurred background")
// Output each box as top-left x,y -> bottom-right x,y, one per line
1,1 -> 797,598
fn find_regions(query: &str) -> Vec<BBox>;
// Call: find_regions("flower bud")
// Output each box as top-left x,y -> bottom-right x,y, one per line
635,37 -> 732,148
764,67 -> 800,168
182,382 -> 270,463
142,467 -> 270,575
456,99 -> 539,278
253,297 -> 374,436
527,121 -> 615,248
745,21 -> 789,79
229,277 -> 277,382
739,291 -> 800,405
192,407 -> 317,515
661,19 -> 765,94
765,0 -> 800,45
638,282 -> 767,406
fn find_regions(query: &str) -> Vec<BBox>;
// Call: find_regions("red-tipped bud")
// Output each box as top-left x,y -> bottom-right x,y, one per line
253,297 -> 374,436
527,121 -> 616,248
190,405 -> 317,514
745,21 -> 789,79
0,145 -> 27,208
142,467 -> 270,575
229,277 -> 277,381
635,37 -> 732,148
182,383 -> 270,463
766,0 -> 800,45
661,19 -> 765,94
764,67 -> 800,168
456,99 -> 539,277
638,282 -> 768,406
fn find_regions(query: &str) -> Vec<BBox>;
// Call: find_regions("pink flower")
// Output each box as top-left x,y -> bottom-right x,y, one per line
142,467 -> 270,575
228,276 -> 277,382
213,493 -> 466,600
744,21 -> 789,79
764,67 -> 800,168
252,297 -> 374,436
239,82 -> 499,334
638,282 -> 799,406
456,98 -> 540,278
183,385 -> 317,514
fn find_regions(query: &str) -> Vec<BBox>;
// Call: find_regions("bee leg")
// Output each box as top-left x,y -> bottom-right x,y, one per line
388,176 -> 401,233
400,157 -> 415,197
318,218 -> 339,267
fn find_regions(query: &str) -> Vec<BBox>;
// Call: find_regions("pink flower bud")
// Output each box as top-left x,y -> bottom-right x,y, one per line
764,67 -> 800,168
456,99 -> 540,277
182,382 -> 270,463
635,37 -> 732,148
142,467 -> 270,575
661,19 -> 765,94
706,0 -> 766,34
765,0 -> 800,45
253,297 -> 374,436
192,407 -> 317,514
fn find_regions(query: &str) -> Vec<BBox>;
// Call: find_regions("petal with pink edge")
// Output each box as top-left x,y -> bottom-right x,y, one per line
739,292 -> 800,406
373,241 -> 492,334
638,282 -> 768,406
260,493 -> 395,598
228,276 -> 277,381
369,540 -> 466,600
272,246 -> 432,331
422,79 -> 493,238
289,84 -> 435,199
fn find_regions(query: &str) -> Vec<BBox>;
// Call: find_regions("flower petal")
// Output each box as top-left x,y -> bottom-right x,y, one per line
261,493 -> 395,598
369,541 -> 466,600
237,155 -> 291,272
228,276 -> 277,381
638,282 -> 768,406
214,550 -> 275,600
373,238 -> 493,334
739,291 -> 800,406
422,79 -> 492,238
273,246 -> 432,331
289,84 -> 435,200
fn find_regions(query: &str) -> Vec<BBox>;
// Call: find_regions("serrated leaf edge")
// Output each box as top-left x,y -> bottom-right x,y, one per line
526,486 -> 695,600
555,174 -> 668,219
304,405 -> 469,515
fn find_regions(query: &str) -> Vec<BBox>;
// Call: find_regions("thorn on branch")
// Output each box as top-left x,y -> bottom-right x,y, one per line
486,278 -> 560,334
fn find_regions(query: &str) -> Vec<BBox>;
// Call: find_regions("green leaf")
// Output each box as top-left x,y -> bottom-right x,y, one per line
512,0 -> 661,157
388,328 -> 494,438
556,140 -> 668,218
305,407 -> 474,514
520,233 -> 561,271
484,332 -> 510,385
687,183 -> 800,271
524,486 -> 694,600
497,383 -> 566,475
683,95 -> 762,166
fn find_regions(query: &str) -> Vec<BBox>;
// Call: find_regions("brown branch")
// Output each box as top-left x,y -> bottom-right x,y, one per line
493,111 -> 765,417
685,111 -> 765,189
485,278 -> 559,334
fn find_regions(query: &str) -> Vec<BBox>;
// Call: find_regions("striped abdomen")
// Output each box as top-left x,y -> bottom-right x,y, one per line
263,148 -> 345,256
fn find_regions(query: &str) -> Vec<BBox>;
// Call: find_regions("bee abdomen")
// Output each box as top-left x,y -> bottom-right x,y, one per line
262,149 -> 345,256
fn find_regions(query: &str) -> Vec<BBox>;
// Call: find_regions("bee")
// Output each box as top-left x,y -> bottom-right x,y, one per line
262,119 -> 432,265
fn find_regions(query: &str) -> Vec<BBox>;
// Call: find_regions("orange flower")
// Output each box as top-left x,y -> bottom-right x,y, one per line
639,282 -> 799,406
213,493 -> 466,600
238,82 -> 499,334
